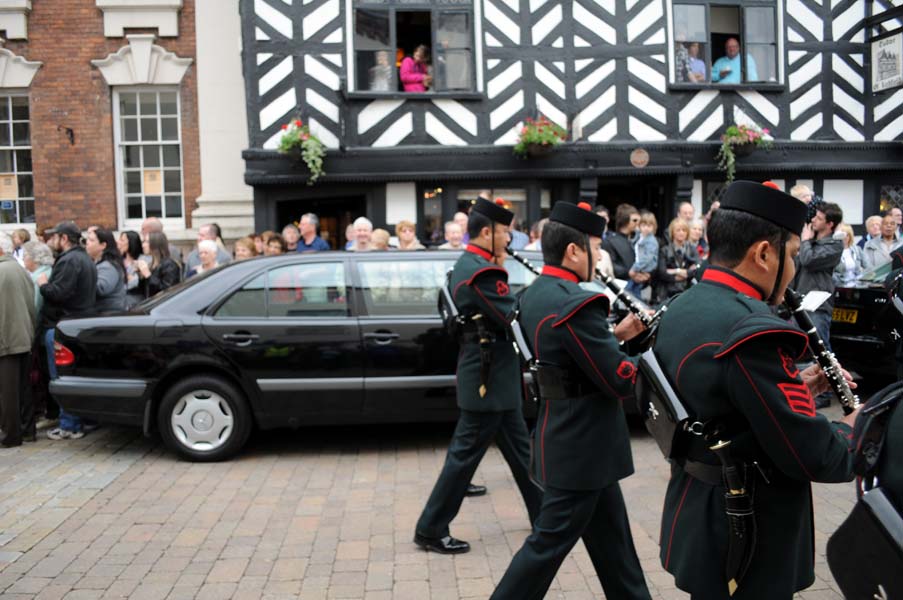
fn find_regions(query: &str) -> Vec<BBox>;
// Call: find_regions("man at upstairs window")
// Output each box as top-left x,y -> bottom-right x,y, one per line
400,45 -> 432,92
712,37 -> 757,84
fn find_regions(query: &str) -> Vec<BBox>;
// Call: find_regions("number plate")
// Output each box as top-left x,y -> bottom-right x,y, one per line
832,308 -> 858,324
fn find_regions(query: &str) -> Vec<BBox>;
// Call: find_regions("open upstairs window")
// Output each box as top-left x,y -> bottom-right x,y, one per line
670,1 -> 781,89
350,0 -> 477,96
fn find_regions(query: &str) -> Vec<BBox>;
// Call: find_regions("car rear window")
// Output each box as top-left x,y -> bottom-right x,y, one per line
215,262 -> 348,318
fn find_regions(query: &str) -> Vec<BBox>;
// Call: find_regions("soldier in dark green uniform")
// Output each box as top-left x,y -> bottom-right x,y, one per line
491,202 -> 652,600
414,197 -> 541,554
653,180 -> 861,599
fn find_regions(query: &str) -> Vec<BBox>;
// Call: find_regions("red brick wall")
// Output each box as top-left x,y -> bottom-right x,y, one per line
5,0 -> 199,232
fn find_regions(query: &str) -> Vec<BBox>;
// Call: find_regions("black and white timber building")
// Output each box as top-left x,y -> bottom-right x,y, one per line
240,0 -> 903,246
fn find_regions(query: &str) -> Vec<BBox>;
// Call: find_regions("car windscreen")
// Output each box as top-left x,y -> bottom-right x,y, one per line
135,261 -> 228,311
857,261 -> 893,284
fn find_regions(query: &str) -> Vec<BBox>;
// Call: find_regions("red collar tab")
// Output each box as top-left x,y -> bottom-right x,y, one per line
465,244 -> 493,260
541,265 -> 580,283
702,267 -> 765,301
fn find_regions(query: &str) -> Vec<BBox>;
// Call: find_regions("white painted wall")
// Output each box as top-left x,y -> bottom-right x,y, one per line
192,0 -> 254,239
385,182 -> 417,224
823,179 -> 864,225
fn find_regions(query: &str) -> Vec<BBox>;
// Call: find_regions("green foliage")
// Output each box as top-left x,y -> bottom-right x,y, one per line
513,115 -> 567,158
277,118 -> 326,185
716,123 -> 773,183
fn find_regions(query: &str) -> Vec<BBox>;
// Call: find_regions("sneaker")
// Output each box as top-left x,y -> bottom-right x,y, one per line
35,418 -> 58,431
46,428 -> 85,440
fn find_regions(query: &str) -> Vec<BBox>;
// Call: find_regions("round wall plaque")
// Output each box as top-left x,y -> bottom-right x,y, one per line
630,148 -> 650,168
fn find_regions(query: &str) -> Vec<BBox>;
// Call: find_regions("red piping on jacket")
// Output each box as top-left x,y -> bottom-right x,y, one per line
734,354 -> 815,480
534,314 -> 557,362
565,322 -> 621,400
664,477 -> 693,570
702,268 -> 765,301
675,342 -> 722,392
552,294 -> 609,328
713,329 -> 809,361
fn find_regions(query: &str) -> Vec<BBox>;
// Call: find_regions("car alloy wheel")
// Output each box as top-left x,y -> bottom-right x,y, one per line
158,375 -> 252,461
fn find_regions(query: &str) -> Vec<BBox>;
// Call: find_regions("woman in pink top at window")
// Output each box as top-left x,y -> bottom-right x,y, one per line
400,45 -> 432,92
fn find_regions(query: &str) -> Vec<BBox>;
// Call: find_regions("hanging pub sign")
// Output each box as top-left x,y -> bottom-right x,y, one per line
872,32 -> 903,93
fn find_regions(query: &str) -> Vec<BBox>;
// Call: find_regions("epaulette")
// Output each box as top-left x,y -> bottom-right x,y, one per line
465,266 -> 506,286
552,291 -> 610,328
714,312 -> 808,360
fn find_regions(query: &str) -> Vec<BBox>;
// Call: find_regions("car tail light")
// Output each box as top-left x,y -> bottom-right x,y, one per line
54,342 -> 75,367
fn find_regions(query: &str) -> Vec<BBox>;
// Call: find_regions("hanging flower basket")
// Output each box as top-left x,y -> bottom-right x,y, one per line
277,118 -> 326,185
526,142 -> 554,158
513,115 -> 567,159
715,123 -> 773,183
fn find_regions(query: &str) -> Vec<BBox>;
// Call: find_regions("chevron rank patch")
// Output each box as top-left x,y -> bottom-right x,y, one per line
778,382 -> 815,417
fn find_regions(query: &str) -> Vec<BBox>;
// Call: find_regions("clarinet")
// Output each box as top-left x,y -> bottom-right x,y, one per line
596,269 -> 665,329
506,246 -> 541,275
784,288 -> 860,414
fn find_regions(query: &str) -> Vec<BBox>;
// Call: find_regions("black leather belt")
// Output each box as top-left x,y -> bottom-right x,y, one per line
535,364 -> 592,400
682,459 -> 723,486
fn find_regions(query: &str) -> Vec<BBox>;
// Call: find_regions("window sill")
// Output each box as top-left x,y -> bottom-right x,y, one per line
343,91 -> 485,101
668,83 -> 786,93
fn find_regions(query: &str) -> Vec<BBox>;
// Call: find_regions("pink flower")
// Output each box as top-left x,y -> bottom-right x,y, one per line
301,133 -> 309,141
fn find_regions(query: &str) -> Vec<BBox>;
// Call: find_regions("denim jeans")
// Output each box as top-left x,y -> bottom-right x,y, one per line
809,310 -> 833,353
45,329 -> 81,432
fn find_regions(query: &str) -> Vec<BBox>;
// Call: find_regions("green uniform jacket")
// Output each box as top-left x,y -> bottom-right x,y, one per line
450,244 -> 520,412
518,266 -> 638,490
654,266 -> 855,599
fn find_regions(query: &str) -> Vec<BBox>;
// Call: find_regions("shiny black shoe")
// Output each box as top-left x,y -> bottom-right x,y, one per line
465,483 -> 487,497
413,533 -> 470,554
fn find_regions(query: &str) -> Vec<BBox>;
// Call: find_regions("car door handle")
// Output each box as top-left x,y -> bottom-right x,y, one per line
222,333 -> 260,347
364,332 -> 400,344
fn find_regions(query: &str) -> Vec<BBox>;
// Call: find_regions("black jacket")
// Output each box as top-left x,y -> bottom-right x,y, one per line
140,258 -> 181,298
449,245 -> 520,412
40,246 -> 97,329
655,241 -> 699,304
602,231 -> 635,280
654,266 -> 854,598
518,268 -> 637,490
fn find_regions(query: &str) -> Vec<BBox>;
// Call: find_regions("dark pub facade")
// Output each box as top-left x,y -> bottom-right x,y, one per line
240,0 -> 903,247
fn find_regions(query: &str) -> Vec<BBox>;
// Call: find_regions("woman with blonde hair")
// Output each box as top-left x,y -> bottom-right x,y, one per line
655,218 -> 699,304
833,223 -> 865,286
395,220 -> 425,250
234,236 -> 258,260
371,229 -> 391,250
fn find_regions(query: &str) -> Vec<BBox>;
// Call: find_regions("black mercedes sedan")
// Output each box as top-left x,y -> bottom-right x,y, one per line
49,250 -> 541,461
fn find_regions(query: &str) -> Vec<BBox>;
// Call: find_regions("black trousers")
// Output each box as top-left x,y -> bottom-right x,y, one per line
416,408 -> 541,539
491,483 -> 651,600
0,352 -> 30,446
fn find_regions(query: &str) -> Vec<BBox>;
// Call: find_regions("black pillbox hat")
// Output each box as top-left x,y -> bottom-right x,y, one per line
549,201 -> 608,237
720,180 -> 808,236
471,196 -> 515,226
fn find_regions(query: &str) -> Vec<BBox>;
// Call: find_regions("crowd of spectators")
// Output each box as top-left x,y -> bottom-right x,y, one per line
2,194 -> 899,448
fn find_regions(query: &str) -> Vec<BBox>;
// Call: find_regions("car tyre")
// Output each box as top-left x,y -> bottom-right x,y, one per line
158,375 -> 252,462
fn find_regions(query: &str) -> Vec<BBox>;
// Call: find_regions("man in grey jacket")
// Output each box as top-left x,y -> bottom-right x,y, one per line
793,202 -> 843,407
0,233 -> 36,447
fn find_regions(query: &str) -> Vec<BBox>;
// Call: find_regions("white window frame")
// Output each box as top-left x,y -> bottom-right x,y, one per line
112,85 -> 185,231
0,90 -> 34,231
344,0 -> 484,94
665,0 -> 785,87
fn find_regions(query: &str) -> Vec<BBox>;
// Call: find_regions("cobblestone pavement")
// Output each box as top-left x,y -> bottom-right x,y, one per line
0,405 -> 854,600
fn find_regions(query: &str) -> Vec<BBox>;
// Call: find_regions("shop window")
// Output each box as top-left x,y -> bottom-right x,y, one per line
352,0 -> 474,94
0,96 -> 33,225
672,2 -> 779,86
421,186 -> 444,246
114,89 -> 183,223
880,184 -> 903,213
